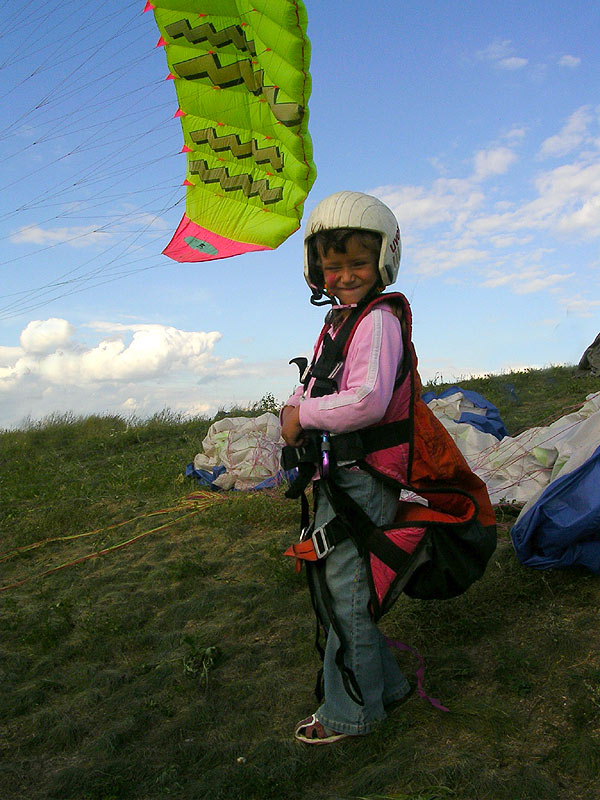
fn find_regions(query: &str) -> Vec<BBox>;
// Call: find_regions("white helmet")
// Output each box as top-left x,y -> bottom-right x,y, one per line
304,191 -> 401,297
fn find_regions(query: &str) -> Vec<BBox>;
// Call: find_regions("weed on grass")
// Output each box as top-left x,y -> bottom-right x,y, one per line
181,638 -> 221,689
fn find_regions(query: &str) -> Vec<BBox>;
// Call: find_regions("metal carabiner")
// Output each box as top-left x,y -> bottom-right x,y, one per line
320,431 -> 331,478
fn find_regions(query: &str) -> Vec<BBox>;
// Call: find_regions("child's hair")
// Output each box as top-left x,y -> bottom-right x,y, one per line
307,228 -> 382,275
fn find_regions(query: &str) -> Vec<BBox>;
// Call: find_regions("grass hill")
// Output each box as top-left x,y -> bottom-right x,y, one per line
1,366 -> 599,800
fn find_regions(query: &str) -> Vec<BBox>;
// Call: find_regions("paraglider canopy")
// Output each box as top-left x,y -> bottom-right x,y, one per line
149,0 -> 316,262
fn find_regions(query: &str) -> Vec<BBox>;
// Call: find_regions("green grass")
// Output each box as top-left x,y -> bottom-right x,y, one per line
1,366 -> 599,800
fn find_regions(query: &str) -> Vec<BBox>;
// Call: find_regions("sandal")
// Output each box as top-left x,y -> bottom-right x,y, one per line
294,713 -> 349,745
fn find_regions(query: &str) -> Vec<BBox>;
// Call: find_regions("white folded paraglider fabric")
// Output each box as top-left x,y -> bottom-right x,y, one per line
416,388 -> 600,574
190,390 -> 600,503
430,390 -> 600,507
192,412 -> 285,491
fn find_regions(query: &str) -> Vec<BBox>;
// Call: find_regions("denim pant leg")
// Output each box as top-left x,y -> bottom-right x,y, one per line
310,468 -> 411,736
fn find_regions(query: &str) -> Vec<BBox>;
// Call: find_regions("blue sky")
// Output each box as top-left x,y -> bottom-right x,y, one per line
1,0 -> 599,428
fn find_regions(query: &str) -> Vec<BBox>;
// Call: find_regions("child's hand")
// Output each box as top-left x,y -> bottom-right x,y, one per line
281,405 -> 305,447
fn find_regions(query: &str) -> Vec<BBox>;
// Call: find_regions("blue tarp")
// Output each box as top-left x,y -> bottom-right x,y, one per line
422,386 -> 509,440
185,463 -> 226,490
185,462 -> 296,491
510,444 -> 600,573
250,469 -> 296,490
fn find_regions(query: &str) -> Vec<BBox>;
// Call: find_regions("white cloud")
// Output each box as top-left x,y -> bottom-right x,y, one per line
410,243 -> 489,276
10,224 -> 110,247
380,141 -> 600,249
186,401 -> 214,416
533,161 -> 600,232
477,40 -> 513,62
559,296 -> 600,317
375,146 -> 519,236
504,126 -> 527,141
1,318 -> 279,427
557,195 -> 600,233
477,40 -> 528,70
498,57 -> 528,71
465,160 -> 600,239
559,55 -> 581,68
20,318 -> 75,354
374,179 -> 484,230
370,105 -> 599,318
0,345 -> 22,364
489,233 -> 534,248
482,267 -> 573,294
539,106 -> 594,158
473,147 -> 518,180
9,203 -> 171,251
112,205 -> 171,232
540,106 -> 594,158
1,319 -> 235,387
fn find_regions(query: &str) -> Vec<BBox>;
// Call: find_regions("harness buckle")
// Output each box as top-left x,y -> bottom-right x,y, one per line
311,525 -> 334,559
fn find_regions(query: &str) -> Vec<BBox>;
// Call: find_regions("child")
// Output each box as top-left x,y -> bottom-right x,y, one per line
281,191 -> 411,744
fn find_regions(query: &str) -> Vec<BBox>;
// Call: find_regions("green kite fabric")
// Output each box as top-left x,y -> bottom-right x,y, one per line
149,0 -> 316,262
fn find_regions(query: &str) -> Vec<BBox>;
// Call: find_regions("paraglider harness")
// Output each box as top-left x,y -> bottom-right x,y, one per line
281,292 -> 497,706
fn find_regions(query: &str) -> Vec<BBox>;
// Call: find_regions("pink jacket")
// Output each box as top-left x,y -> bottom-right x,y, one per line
284,303 -> 404,434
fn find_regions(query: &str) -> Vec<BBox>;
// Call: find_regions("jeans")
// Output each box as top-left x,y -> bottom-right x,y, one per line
309,467 -> 411,735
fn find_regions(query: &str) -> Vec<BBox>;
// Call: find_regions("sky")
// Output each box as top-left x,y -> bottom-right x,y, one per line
1,0 -> 599,429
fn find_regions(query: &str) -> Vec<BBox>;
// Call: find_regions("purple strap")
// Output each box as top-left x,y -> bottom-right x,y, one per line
385,636 -> 450,712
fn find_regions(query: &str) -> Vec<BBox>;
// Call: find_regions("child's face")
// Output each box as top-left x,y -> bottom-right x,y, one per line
320,235 -> 379,306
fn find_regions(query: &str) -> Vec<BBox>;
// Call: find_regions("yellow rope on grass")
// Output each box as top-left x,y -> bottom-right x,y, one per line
0,490 -> 227,593
0,491 -> 223,563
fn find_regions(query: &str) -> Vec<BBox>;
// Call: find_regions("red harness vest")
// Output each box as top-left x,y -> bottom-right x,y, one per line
285,292 -> 497,619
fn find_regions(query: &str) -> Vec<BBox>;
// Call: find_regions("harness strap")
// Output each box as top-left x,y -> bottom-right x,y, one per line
314,559 -> 365,707
283,421 -> 409,470
284,516 -> 350,563
282,419 -> 410,499
284,461 -> 315,500
298,482 -> 364,707
305,562 -> 326,700
300,292 -> 405,397
385,637 -> 449,712
307,337 -> 345,397
303,306 -> 363,393
324,480 -> 417,576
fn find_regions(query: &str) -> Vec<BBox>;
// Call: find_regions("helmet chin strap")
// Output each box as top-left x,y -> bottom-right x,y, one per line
310,288 -> 335,307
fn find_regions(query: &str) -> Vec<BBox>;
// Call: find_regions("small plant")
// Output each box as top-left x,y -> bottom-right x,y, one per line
182,637 -> 221,689
251,392 -> 281,414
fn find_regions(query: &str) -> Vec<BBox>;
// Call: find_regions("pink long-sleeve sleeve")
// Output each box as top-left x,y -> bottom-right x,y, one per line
296,305 -> 403,434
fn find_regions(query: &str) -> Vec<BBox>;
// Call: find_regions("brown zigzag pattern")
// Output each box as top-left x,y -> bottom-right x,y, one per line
173,52 -> 303,127
189,128 -> 284,172
165,19 -> 257,56
188,159 -> 283,204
